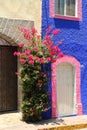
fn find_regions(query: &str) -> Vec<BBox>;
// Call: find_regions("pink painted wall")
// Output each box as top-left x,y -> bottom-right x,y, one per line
52,55 -> 82,118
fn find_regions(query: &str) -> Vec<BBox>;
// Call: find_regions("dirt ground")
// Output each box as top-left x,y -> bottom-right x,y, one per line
0,112 -> 87,130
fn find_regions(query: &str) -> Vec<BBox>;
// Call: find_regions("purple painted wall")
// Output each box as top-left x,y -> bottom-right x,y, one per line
42,0 -> 87,118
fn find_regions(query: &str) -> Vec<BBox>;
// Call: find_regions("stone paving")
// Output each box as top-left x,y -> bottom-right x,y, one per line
0,112 -> 87,130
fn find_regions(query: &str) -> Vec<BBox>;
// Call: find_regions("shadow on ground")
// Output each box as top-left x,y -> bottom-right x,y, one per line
26,118 -> 67,126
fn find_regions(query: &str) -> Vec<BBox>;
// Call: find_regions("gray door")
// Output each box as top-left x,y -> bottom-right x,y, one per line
56,62 -> 75,116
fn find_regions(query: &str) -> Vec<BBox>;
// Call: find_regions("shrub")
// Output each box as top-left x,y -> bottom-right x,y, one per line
14,26 -> 63,122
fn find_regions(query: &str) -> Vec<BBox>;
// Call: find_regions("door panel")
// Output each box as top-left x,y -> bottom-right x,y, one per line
0,46 -> 17,111
56,62 -> 75,116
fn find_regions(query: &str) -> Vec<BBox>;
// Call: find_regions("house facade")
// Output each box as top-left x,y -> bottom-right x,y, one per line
0,0 -> 42,33
0,0 -> 42,112
42,0 -> 87,118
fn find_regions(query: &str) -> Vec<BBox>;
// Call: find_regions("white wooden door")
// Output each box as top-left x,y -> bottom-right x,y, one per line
56,62 -> 75,116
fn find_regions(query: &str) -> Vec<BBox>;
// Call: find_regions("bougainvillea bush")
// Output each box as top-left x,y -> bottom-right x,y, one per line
14,26 -> 63,122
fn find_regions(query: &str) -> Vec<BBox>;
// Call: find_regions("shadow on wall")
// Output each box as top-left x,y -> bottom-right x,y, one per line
54,18 -> 80,30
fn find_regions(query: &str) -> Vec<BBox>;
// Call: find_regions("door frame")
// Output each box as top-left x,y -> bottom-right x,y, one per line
51,55 -> 82,118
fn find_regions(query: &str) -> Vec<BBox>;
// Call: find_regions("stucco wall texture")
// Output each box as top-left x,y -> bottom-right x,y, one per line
42,0 -> 87,116
0,0 -> 41,33
0,0 -> 41,110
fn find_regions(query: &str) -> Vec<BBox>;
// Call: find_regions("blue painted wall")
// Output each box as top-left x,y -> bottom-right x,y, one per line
42,0 -> 87,116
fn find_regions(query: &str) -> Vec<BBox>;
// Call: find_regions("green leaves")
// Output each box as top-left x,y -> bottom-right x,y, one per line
15,26 -> 63,122
21,64 -> 50,119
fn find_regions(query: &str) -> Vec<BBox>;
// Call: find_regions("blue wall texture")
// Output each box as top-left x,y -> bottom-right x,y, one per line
42,0 -> 87,116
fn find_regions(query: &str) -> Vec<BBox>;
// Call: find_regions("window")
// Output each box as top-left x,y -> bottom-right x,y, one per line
55,0 -> 76,16
49,0 -> 82,21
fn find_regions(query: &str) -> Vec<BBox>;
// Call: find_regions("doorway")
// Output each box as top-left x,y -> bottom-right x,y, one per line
0,46 -> 18,111
52,55 -> 82,118
56,62 -> 76,116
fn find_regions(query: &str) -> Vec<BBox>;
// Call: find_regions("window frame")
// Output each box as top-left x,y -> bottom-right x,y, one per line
49,0 -> 82,21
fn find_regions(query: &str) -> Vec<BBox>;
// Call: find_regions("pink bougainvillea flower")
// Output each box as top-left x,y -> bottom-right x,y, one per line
34,47 -> 39,51
17,52 -> 21,56
13,51 -> 17,56
52,59 -> 56,63
34,56 -> 40,61
44,35 -> 50,41
44,108 -> 48,111
43,41 -> 49,45
59,52 -> 64,57
52,46 -> 58,51
20,52 -> 26,56
52,29 -> 60,35
31,27 -> 37,35
24,32 -> 31,40
51,46 -> 60,53
14,51 -> 21,56
26,42 -> 31,47
25,50 -> 31,55
47,57 -> 51,61
20,59 -> 26,64
18,26 -> 29,33
41,72 -> 46,77
47,40 -> 53,46
28,60 -> 34,64
46,26 -> 52,34
56,47 -> 60,53
28,55 -> 33,59
18,43 -> 24,48
15,72 -> 20,75
50,51 -> 56,55
40,58 -> 44,64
